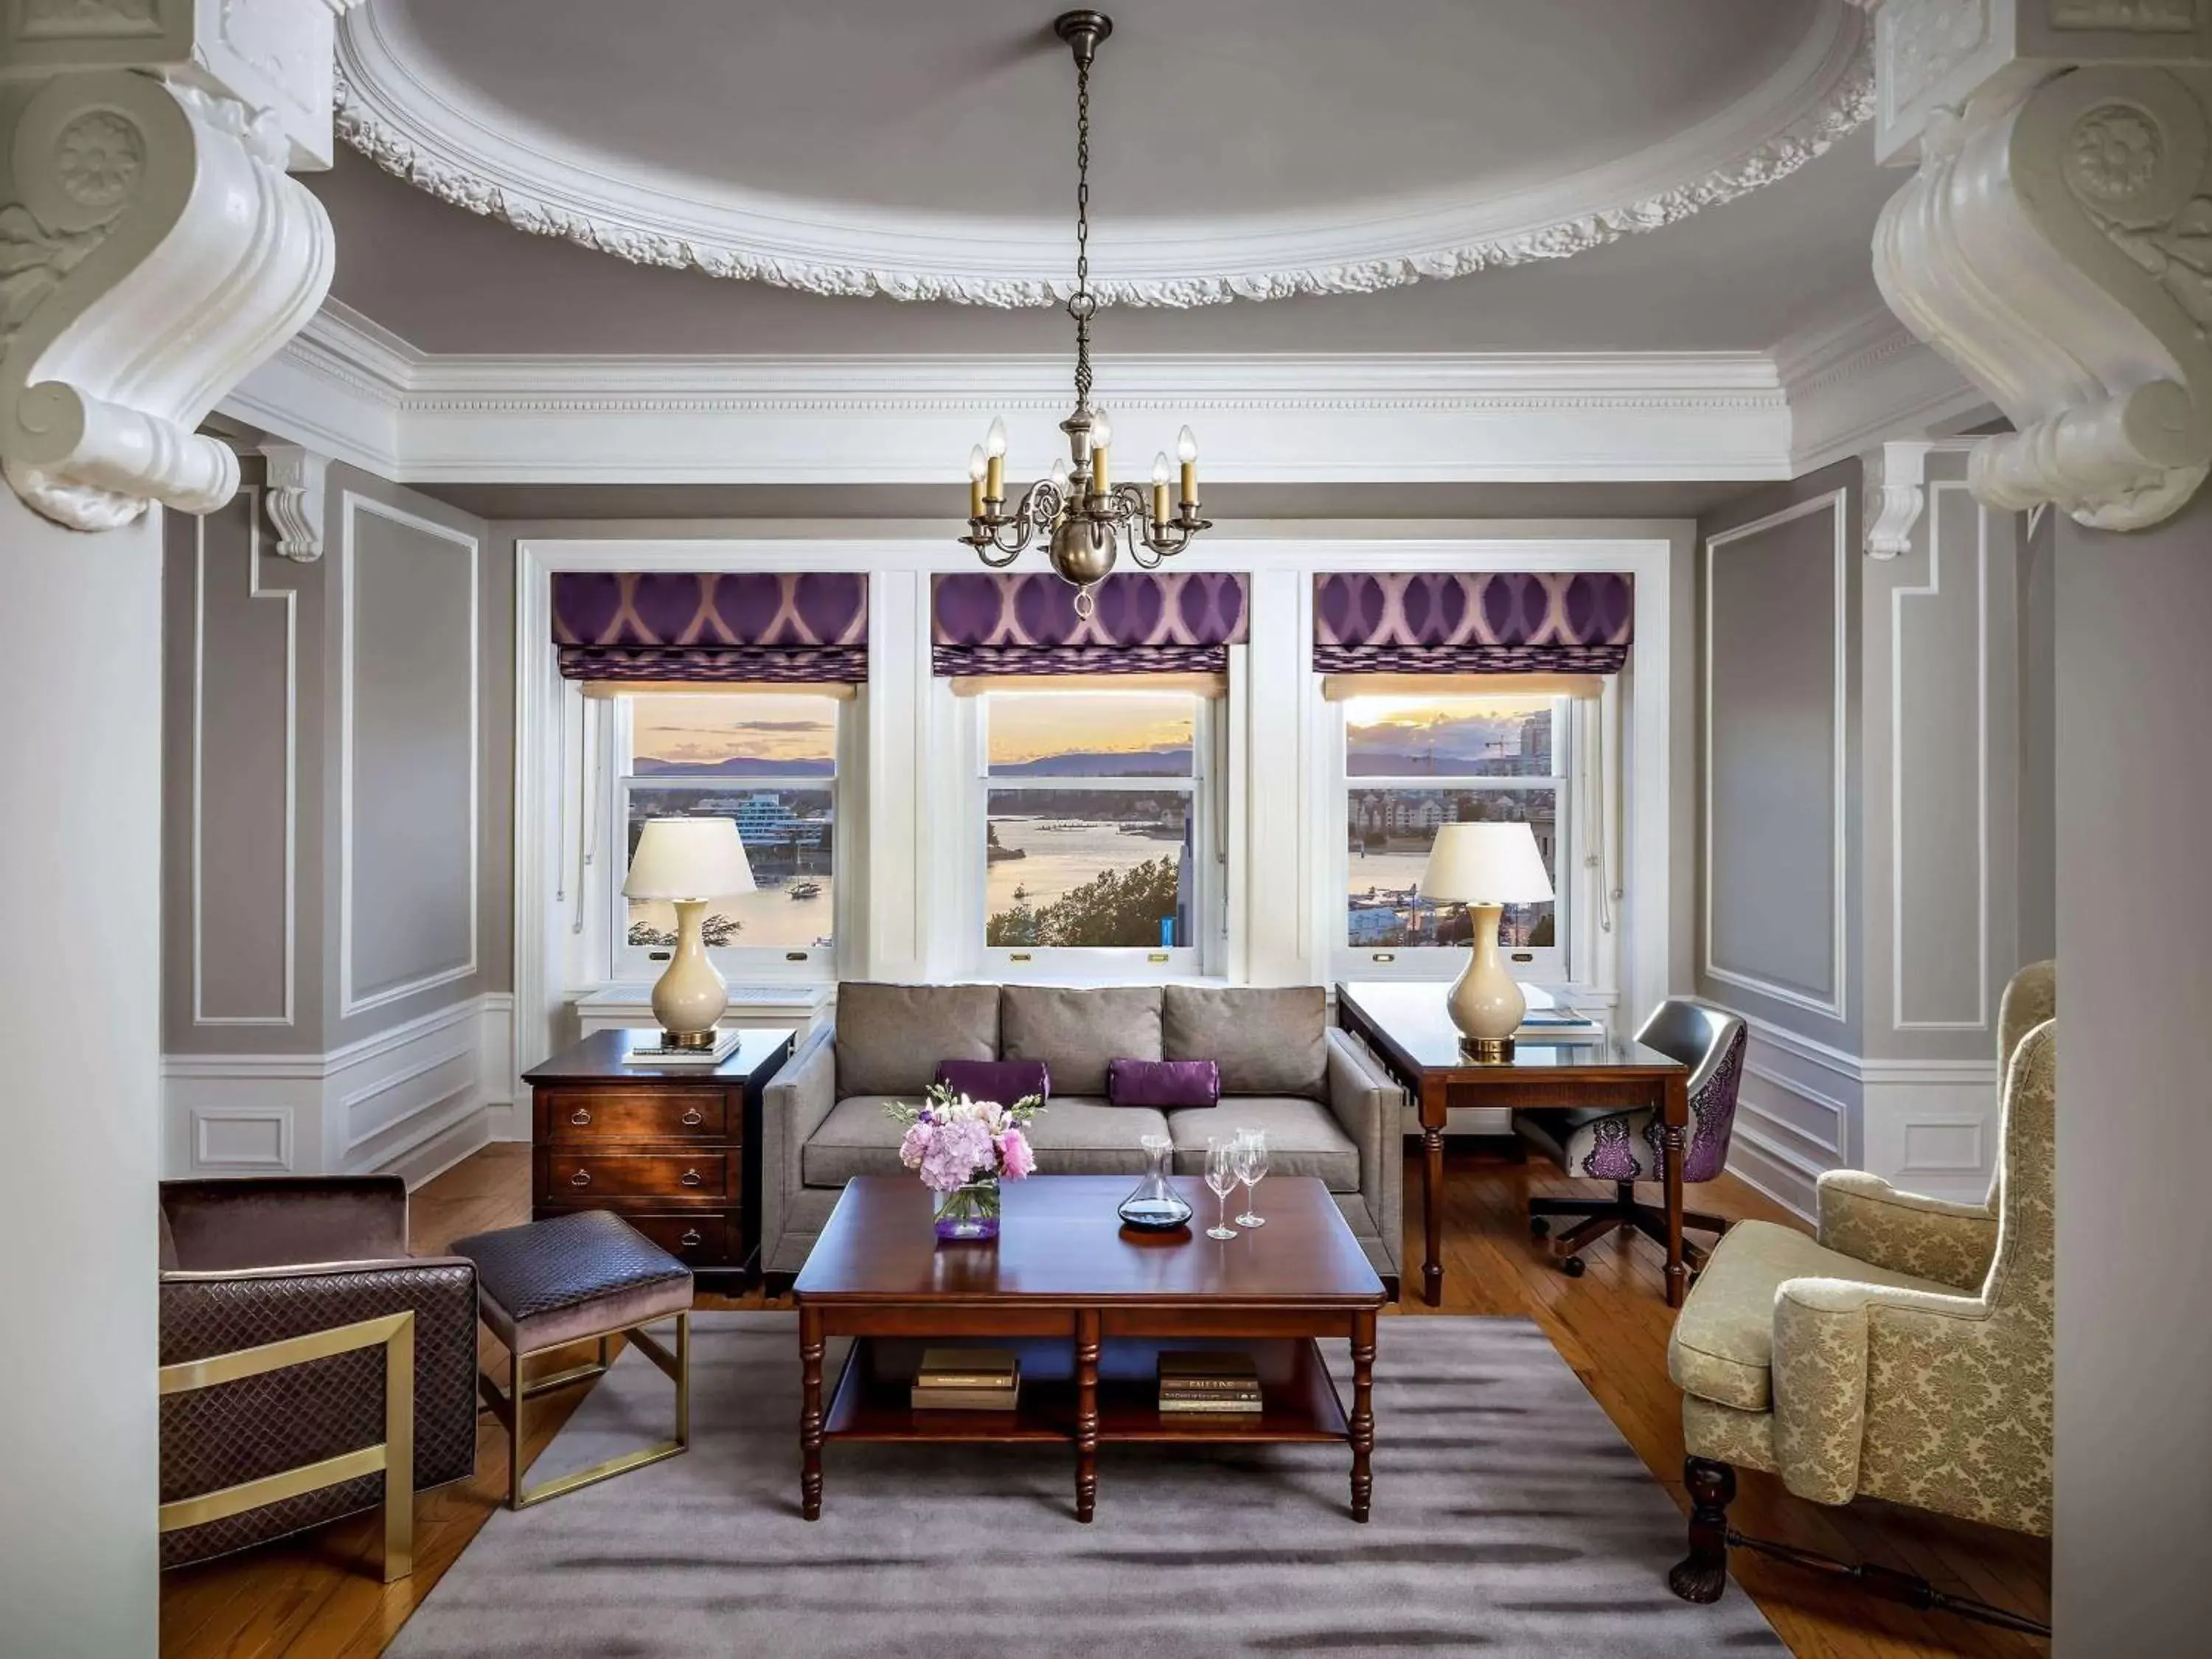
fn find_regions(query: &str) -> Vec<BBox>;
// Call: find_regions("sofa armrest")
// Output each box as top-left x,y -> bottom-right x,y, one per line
160,1176 -> 409,1272
1815,1169 -> 1997,1291
759,1023 -> 838,1261
1324,1028 -> 1405,1277
159,1256 -> 480,1516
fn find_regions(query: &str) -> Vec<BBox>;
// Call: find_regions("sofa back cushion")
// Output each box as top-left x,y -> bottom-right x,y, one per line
836,982 -> 1001,1098
1001,985 -> 1163,1096
1162,985 -> 1327,1098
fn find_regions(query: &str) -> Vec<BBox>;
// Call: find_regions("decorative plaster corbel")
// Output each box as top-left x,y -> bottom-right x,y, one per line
1872,59 -> 2212,531
1864,439 -> 1934,557
257,439 -> 326,560
0,72 -> 335,531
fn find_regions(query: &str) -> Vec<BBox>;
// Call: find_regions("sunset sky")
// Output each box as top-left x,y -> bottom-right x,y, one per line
986,691 -> 1195,766
1344,693 -> 1552,757
630,694 -> 838,767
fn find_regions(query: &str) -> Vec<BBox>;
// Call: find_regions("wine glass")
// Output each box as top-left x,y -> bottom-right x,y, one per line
1203,1138 -> 1240,1240
1234,1129 -> 1269,1228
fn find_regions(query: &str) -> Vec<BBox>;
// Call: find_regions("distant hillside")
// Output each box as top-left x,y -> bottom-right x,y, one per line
632,756 -> 835,779
992,746 -> 1192,778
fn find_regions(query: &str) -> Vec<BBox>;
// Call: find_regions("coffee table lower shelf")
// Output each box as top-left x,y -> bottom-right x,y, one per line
812,1335 -> 1368,1521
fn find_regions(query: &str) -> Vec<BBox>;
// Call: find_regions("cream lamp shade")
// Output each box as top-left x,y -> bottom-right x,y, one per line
1420,821 -> 1554,905
622,818 -> 753,1048
1422,821 -> 1554,1062
622,817 -> 756,901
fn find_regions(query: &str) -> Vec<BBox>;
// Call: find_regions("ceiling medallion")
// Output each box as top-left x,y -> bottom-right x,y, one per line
959,12 -> 1209,608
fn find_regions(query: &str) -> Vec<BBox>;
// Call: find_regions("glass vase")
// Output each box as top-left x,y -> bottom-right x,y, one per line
1117,1134 -> 1193,1231
933,1171 -> 1001,1242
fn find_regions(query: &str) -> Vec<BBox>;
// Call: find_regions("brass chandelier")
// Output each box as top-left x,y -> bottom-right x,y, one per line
960,10 -> 1211,613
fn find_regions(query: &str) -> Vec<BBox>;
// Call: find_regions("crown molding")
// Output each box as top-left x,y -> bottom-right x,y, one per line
332,1 -> 1873,309
222,294 -> 1987,489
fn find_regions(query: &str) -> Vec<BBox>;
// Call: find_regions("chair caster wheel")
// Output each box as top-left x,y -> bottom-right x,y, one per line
1562,1256 -> 1586,1279
1529,1217 -> 1550,1238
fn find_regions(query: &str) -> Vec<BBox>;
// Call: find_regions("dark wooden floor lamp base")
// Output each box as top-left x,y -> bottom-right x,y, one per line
1666,1456 -> 2053,1638
1530,1185 -> 1727,1278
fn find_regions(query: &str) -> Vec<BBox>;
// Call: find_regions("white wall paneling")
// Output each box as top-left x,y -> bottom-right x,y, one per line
512,530 -> 1686,1080
191,487 -> 298,1027
338,490 -> 481,1016
1728,1015 -> 1860,1220
163,992 -> 512,1186
1702,490 -> 1850,1021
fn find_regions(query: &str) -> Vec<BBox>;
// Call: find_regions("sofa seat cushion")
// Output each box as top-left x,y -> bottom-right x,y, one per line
1164,985 -> 1327,1098
835,983 -> 1000,1098
802,1096 -> 1167,1187
1667,1218 -> 1962,1412
1001,985 -> 1163,1096
1165,1098 -> 1360,1193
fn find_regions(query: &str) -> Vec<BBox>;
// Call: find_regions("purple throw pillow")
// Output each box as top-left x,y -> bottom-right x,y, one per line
933,1058 -> 1050,1105
1108,1058 -> 1220,1109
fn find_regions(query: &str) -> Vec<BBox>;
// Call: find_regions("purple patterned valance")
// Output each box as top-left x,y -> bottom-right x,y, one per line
552,572 -> 869,683
1313,572 -> 1633,675
931,572 -> 1248,677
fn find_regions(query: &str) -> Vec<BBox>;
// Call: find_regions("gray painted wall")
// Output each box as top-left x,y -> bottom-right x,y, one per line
1696,460 -> 1864,1050
2052,493 -> 2212,1650
2018,507 -> 2056,965
161,465 -> 509,1057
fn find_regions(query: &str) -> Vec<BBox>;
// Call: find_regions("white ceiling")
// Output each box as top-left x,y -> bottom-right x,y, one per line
307,132 -> 1905,358
334,0 -> 1872,307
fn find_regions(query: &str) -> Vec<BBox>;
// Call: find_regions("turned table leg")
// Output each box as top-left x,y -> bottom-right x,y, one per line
1661,1070 -> 1690,1308
799,1305 -> 824,1520
1349,1314 -> 1376,1522
1421,1089 -> 1446,1307
1074,1310 -> 1101,1523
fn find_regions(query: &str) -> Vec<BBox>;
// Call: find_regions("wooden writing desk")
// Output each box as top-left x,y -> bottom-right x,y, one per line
1334,982 -> 1693,1308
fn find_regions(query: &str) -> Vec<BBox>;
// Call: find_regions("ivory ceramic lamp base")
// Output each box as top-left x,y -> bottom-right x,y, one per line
1422,821 -> 1556,1065
622,818 -> 755,1051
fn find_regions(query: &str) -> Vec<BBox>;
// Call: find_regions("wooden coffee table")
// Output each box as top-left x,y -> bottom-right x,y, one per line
791,1175 -> 1386,1523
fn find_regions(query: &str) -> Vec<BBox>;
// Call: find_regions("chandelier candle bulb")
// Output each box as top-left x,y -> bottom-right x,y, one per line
1152,452 -> 1171,524
984,417 -> 1008,502
1178,425 -> 1198,506
968,445 -> 987,516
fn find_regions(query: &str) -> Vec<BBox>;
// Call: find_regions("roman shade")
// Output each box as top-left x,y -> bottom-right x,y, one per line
932,571 -> 1248,677
1313,572 -> 1633,675
552,572 -> 869,683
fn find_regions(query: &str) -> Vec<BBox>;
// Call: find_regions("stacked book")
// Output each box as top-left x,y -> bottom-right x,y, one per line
911,1347 -> 1019,1411
1158,1351 -> 1263,1416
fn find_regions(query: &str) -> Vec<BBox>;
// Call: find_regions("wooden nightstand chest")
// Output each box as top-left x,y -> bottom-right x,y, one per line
524,1026 -> 795,1285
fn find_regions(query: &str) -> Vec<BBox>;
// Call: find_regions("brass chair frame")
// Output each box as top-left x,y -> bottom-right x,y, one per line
158,1310 -> 416,1582
479,1311 -> 690,1509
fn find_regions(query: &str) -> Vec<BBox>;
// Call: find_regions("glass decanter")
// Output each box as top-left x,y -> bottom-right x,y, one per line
1118,1134 -> 1193,1232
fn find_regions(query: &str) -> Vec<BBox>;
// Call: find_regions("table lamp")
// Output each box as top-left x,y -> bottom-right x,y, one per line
1421,821 -> 1556,1062
622,817 -> 754,1048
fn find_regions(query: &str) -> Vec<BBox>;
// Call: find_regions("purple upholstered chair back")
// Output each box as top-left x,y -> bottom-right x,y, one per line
1634,998 -> 1748,1185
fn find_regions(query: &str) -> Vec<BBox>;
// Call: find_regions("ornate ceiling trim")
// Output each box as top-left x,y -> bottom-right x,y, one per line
333,2 -> 1875,310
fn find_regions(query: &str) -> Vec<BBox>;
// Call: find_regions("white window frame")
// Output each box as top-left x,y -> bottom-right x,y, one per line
1327,692 -> 1582,988
608,690 -> 855,984
970,687 -> 1224,981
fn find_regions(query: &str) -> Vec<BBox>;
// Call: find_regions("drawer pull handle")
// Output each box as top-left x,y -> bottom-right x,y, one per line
680,1169 -> 703,1188
569,1170 -> 591,1188
681,1107 -> 705,1126
569,1107 -> 591,1125
680,1228 -> 703,1248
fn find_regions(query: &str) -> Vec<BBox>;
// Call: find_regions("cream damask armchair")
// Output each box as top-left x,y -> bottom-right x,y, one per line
1663,962 -> 2055,1621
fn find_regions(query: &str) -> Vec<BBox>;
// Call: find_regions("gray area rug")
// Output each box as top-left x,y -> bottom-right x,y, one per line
392,1312 -> 1779,1657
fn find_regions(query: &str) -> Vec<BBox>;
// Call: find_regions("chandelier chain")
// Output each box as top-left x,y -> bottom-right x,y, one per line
1070,44 -> 1093,410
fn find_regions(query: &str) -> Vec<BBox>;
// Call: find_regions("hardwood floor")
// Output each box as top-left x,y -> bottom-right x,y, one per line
158,1141 -> 2051,1658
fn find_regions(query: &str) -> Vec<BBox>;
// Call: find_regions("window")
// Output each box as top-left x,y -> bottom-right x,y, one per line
1338,692 -> 1571,980
978,689 -> 1213,967
615,692 -> 840,975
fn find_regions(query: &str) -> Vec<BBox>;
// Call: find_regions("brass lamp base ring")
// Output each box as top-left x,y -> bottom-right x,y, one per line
664,1029 -> 719,1051
1459,1035 -> 1516,1065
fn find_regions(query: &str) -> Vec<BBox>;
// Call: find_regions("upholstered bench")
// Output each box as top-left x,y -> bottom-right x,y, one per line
452,1208 -> 695,1509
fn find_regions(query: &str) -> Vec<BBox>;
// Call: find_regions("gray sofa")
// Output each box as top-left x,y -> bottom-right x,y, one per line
761,983 -> 1405,1293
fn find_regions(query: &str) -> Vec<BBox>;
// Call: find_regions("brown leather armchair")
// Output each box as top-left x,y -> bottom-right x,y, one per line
159,1176 -> 479,1571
